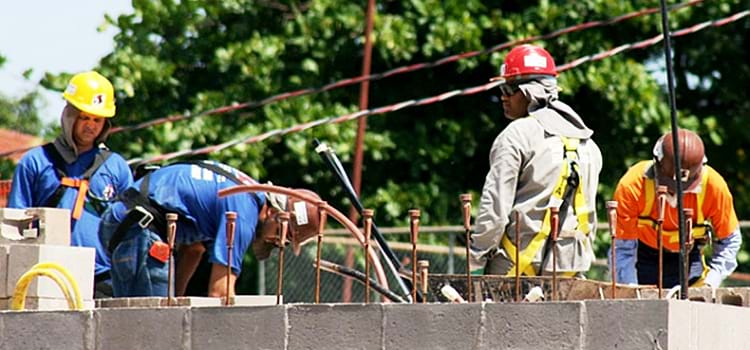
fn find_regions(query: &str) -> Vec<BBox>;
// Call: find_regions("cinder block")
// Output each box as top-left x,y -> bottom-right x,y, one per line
231,295 -> 278,306
384,303 -> 482,350
481,302 -> 583,350
668,299 -> 750,349
192,305 -> 286,349
290,303 -> 383,350
0,245 -> 7,297
0,309 -> 94,350
6,244 -> 94,300
584,299 -> 668,350
95,307 -> 188,349
0,297 -> 95,311
0,207 -> 71,246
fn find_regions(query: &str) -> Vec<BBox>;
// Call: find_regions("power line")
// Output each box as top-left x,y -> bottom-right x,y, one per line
133,9 -> 749,165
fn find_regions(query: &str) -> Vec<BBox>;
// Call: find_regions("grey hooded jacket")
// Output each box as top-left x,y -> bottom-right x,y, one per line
470,79 -> 602,275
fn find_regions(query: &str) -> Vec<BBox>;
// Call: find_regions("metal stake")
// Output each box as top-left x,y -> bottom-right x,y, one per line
166,213 -> 178,306
606,201 -> 618,299
514,211 -> 521,302
225,211 -> 237,306
550,207 -> 560,301
683,208 -> 694,294
276,212 -> 290,305
315,202 -> 328,304
362,209 -> 374,303
656,185 -> 668,299
460,193 -> 473,302
409,209 -> 421,303
418,260 -> 430,303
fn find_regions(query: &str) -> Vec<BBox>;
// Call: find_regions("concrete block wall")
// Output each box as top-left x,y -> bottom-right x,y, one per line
1,300 -> 750,349
5,244 -> 94,301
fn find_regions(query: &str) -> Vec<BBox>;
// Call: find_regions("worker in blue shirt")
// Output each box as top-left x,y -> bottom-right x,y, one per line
9,71 -> 133,298
99,161 -> 322,298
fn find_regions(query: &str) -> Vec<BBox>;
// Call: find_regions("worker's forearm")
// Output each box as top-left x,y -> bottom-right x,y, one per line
174,243 -> 206,296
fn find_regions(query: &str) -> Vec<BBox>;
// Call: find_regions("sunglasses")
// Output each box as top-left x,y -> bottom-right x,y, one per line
498,82 -> 523,97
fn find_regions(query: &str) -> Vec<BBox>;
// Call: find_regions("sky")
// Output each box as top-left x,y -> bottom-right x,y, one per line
0,1 -> 133,124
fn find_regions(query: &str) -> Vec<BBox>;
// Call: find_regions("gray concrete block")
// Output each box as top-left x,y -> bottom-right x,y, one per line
290,303 -> 383,350
0,310 -> 94,350
584,299 -> 668,350
7,244 -> 95,300
667,300 -> 750,349
95,307 -> 188,350
0,296 -> 95,311
0,245 -> 7,298
482,302 -> 583,350
384,303 -> 482,350
191,305 -> 286,350
0,207 -> 71,245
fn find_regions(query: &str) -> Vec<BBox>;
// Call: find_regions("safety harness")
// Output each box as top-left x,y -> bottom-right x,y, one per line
500,136 -> 591,276
43,143 -> 112,220
107,161 -> 262,256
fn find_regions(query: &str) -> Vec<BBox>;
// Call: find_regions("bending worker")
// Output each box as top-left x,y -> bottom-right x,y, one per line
9,71 -> 133,297
99,160 -> 322,297
470,44 -> 602,276
611,129 -> 741,288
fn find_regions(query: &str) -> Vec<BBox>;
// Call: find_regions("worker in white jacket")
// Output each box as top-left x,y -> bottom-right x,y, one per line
470,44 -> 603,276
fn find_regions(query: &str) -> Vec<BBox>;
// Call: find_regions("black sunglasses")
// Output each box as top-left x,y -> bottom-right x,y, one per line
498,83 -> 521,97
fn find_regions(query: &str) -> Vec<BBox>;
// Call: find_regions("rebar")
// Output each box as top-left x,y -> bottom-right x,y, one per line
550,207 -> 560,301
514,211 -> 521,302
363,209 -> 374,303
656,185 -> 668,299
409,209 -> 421,303
606,201 -> 618,299
315,201 -> 328,304
225,211 -> 237,306
418,260 -> 430,303
166,213 -> 178,306
276,212 -> 290,305
460,193 -> 473,302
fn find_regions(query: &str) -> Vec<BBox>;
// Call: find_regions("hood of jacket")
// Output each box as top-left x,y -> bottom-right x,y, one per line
518,79 -> 593,140
53,103 -> 112,163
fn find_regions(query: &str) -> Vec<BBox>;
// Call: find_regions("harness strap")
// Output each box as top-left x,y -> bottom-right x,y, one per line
501,136 -> 591,277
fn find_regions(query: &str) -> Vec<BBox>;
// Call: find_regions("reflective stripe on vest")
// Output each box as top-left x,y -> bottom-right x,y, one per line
500,136 -> 591,277
636,162 -> 710,249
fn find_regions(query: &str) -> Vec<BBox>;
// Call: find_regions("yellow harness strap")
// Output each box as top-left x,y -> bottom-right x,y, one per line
501,136 -> 590,276
60,177 -> 90,220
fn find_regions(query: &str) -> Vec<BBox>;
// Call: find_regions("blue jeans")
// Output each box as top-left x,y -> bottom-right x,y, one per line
99,208 -> 169,297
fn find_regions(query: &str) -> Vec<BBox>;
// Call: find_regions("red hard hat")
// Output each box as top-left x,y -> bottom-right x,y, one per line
495,44 -> 558,82
653,129 -> 705,192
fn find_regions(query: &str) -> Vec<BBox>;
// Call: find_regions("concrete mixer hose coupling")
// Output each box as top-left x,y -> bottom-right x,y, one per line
11,262 -> 83,311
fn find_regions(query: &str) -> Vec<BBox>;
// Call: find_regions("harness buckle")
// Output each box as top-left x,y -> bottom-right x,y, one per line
134,206 -> 154,228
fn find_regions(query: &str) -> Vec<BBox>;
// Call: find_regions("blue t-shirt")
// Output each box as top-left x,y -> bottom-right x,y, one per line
9,145 -> 134,276
111,162 -> 264,274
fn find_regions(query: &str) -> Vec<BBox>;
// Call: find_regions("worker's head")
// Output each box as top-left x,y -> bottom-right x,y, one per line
60,71 -> 116,153
653,129 -> 705,193
253,189 -> 323,260
492,44 -> 558,120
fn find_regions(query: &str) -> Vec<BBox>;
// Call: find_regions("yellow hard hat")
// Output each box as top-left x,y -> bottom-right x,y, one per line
62,71 -> 116,118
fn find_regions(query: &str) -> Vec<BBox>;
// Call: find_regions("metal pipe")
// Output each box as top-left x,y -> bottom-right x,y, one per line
218,184 -> 391,298
363,209 -> 374,303
276,212 -> 290,305
418,260 -> 429,303
656,185 -> 668,299
225,211 -> 237,306
683,208 -> 694,293
409,209 -> 420,303
550,207 -> 560,301
515,211 -> 521,302
315,201 -> 328,304
659,0 -> 688,300
460,193 -> 473,302
606,201 -> 618,299
317,260 -> 406,303
166,213 -> 178,306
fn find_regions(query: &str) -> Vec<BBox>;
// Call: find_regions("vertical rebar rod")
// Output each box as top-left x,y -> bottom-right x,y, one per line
409,209 -> 421,303
683,208 -> 694,294
514,211 -> 521,302
550,207 -> 560,301
656,185 -> 668,299
658,0 -> 687,300
276,212 -> 290,305
363,209 -> 374,303
225,211 -> 237,306
418,260 -> 430,303
606,201 -> 618,299
166,213 -> 178,306
315,202 -> 328,304
460,194 -> 473,302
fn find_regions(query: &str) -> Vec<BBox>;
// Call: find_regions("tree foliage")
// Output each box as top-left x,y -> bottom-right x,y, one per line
32,1 -> 750,276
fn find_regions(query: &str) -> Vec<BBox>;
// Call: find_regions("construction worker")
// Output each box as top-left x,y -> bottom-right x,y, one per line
611,129 -> 741,288
98,160 -> 322,298
470,44 -> 602,277
8,71 -> 133,297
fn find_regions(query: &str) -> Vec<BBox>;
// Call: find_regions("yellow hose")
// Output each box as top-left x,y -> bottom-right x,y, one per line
10,262 -> 83,311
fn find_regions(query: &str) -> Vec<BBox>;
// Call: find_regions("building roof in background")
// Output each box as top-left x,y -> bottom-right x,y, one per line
0,128 -> 43,163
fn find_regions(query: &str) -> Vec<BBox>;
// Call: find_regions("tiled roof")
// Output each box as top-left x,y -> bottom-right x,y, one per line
0,128 -> 43,163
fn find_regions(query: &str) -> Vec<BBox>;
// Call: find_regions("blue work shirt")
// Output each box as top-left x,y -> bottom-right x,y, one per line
9,145 -> 134,276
